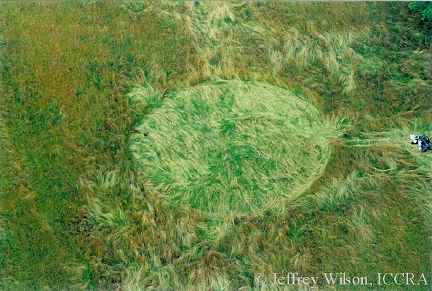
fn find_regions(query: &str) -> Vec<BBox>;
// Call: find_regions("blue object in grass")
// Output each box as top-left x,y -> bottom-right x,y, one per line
410,134 -> 432,152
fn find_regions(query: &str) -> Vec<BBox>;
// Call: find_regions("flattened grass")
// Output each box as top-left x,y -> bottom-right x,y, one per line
131,81 -> 339,217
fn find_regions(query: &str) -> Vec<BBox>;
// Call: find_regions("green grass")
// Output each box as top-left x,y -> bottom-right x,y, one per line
0,1 -> 431,290
130,80 -> 340,219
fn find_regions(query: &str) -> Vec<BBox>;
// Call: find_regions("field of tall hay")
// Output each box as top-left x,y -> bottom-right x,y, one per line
1,1 -> 431,290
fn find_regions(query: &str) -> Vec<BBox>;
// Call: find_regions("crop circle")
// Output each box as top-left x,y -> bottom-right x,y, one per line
130,81 -> 336,217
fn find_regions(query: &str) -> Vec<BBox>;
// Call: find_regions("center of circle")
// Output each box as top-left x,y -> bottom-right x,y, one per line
130,81 -> 336,217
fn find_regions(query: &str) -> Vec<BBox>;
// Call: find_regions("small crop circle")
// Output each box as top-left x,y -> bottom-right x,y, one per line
130,81 -> 336,217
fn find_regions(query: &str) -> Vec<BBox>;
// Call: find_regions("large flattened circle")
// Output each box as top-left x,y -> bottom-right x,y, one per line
130,81 -> 335,217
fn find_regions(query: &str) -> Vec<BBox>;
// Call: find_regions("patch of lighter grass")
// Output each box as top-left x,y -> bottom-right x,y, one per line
279,28 -> 366,94
164,0 -> 366,94
341,123 -> 432,237
381,125 -> 432,216
130,80 -> 340,218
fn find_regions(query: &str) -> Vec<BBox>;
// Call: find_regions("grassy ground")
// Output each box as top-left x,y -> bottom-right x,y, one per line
0,1 -> 431,290
130,80 -> 339,218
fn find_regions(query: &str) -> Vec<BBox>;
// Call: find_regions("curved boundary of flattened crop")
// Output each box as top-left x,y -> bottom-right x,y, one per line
129,80 -> 343,224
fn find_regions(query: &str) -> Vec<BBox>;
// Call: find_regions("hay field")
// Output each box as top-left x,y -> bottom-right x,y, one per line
0,1 -> 431,290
